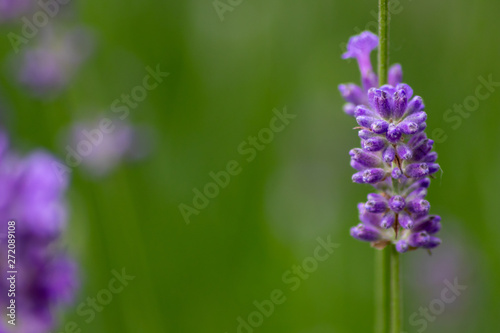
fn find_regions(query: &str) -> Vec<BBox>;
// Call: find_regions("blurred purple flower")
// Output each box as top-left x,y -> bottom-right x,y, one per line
66,117 -> 151,177
14,26 -> 94,96
0,131 -> 78,333
0,0 -> 33,22
406,233 -> 475,329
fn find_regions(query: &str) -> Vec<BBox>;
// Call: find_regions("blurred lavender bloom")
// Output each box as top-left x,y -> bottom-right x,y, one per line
0,0 -> 33,22
14,26 -> 94,96
0,131 -> 78,333
406,234 -> 474,330
66,117 -> 151,177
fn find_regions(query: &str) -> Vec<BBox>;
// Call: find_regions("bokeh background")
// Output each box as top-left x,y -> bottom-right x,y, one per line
1,0 -> 500,332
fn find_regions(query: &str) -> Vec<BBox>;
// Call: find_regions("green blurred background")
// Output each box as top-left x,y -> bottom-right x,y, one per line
1,0 -> 500,332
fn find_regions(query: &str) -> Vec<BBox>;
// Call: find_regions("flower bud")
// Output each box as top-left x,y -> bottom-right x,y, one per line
362,168 -> 386,183
393,89 -> 408,119
399,212 -> 414,229
423,152 -> 438,163
396,83 -> 413,99
405,178 -> 430,193
395,239 -> 409,253
423,236 -> 441,249
350,160 -> 366,171
405,111 -> 427,125
407,199 -> 430,215
379,85 -> 396,94
408,133 -> 426,148
374,90 -> 392,119
371,120 -> 389,134
396,143 -> 413,160
428,163 -> 440,175
405,96 -> 424,116
412,139 -> 434,161
355,105 -> 376,117
405,163 -> 429,178
406,187 -> 427,201
391,167 -> 402,179
386,124 -> 402,143
343,103 -> 356,117
388,195 -> 406,212
413,215 -> 441,234
380,211 -> 395,229
417,122 -> 427,133
397,121 -> 419,135
358,129 -> 376,140
388,64 -> 402,86
417,178 -> 431,188
383,145 -> 396,163
365,194 -> 388,213
362,137 -> 385,152
358,203 -> 381,228
408,231 -> 430,247
350,223 -> 380,242
350,148 -> 382,168
356,115 -> 378,128
352,172 -> 365,183
339,84 -> 364,105
367,87 -> 377,107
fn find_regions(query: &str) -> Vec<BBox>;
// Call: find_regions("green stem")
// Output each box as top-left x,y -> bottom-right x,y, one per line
375,1 -> 394,333
375,248 -> 391,333
378,0 -> 389,86
390,246 -> 402,333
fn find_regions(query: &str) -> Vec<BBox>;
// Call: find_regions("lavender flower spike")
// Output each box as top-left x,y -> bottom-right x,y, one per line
339,32 -> 441,253
0,130 -> 79,333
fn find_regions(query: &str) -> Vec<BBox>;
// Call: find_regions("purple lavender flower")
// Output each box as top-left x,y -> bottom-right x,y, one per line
341,32 -> 441,252
0,132 -> 78,333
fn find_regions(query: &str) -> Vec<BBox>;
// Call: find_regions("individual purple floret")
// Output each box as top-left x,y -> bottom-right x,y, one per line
0,131 -> 78,333
342,31 -> 379,90
339,31 -> 403,116
341,32 -> 441,252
